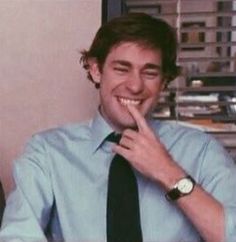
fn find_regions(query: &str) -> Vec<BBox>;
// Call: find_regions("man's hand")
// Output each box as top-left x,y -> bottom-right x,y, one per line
113,105 -> 225,242
113,105 -> 184,186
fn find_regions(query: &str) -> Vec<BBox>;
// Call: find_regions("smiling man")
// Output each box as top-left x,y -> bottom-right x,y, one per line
89,41 -> 164,131
0,13 -> 236,242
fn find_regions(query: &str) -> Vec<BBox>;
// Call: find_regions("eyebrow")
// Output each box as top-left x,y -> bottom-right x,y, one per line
111,60 -> 161,70
143,63 -> 162,71
111,60 -> 132,67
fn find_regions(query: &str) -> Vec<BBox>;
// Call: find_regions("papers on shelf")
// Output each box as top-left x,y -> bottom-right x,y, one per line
176,105 -> 221,117
176,93 -> 219,102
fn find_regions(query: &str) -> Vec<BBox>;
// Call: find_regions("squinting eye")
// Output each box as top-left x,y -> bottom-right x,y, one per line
114,68 -> 128,73
143,72 -> 159,79
114,67 -> 128,73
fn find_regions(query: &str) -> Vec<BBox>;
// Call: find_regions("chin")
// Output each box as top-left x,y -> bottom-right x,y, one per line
114,117 -> 138,131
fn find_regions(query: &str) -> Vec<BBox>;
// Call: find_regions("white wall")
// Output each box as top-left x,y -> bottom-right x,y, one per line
0,0 -> 101,195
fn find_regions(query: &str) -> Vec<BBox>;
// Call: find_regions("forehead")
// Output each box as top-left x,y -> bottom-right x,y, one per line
105,42 -> 162,66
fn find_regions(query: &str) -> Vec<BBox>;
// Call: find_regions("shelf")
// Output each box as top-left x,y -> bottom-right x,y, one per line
168,86 -> 236,92
152,114 -> 236,121
180,42 -> 236,49
154,85 -> 236,124
179,57 -> 236,62
189,72 -> 236,78
157,101 -> 236,106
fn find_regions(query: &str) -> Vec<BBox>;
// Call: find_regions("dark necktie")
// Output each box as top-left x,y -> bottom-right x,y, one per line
106,133 -> 143,242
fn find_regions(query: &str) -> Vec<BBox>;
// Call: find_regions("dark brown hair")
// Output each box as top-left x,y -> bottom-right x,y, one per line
80,12 -> 180,88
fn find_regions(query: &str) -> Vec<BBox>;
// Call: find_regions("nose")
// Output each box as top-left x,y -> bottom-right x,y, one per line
125,71 -> 144,94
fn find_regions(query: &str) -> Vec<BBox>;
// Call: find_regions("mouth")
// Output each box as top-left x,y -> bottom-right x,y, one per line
118,97 -> 142,106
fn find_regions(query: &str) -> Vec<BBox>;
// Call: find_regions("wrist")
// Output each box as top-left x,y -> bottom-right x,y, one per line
153,159 -> 187,190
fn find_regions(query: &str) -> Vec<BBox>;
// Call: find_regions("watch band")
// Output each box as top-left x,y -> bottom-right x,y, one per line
165,175 -> 195,201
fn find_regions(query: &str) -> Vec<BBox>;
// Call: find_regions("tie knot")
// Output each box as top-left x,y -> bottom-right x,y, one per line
106,132 -> 122,144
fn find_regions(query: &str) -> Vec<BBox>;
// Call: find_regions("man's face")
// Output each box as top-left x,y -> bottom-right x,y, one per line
91,42 -> 164,131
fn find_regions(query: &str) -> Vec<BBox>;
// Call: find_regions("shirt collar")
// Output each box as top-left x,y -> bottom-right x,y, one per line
90,110 -> 164,153
90,110 -> 114,153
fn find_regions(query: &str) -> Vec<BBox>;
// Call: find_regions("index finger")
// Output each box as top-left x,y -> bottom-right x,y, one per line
127,105 -> 150,133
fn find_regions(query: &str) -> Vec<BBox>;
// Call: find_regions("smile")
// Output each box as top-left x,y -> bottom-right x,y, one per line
118,97 -> 142,106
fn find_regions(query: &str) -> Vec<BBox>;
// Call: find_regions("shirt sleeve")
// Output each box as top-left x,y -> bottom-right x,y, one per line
200,138 -> 236,242
0,135 -> 54,241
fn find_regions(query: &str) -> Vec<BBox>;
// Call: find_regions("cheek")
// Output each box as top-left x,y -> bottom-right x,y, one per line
100,71 -> 121,89
99,73 -> 113,92
147,81 -> 163,98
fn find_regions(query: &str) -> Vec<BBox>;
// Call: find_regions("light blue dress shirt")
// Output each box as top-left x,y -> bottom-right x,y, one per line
0,112 -> 236,242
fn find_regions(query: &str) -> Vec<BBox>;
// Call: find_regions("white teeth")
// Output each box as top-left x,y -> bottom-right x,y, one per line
118,97 -> 141,106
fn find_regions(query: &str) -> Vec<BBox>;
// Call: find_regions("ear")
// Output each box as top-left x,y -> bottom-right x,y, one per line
87,58 -> 102,85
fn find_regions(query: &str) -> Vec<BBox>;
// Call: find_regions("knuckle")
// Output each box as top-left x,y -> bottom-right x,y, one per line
123,129 -> 131,136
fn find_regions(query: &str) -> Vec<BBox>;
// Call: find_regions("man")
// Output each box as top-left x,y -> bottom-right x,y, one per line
0,13 -> 236,242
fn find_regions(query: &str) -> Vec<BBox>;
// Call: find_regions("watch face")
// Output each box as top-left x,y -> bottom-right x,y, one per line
177,178 -> 194,194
